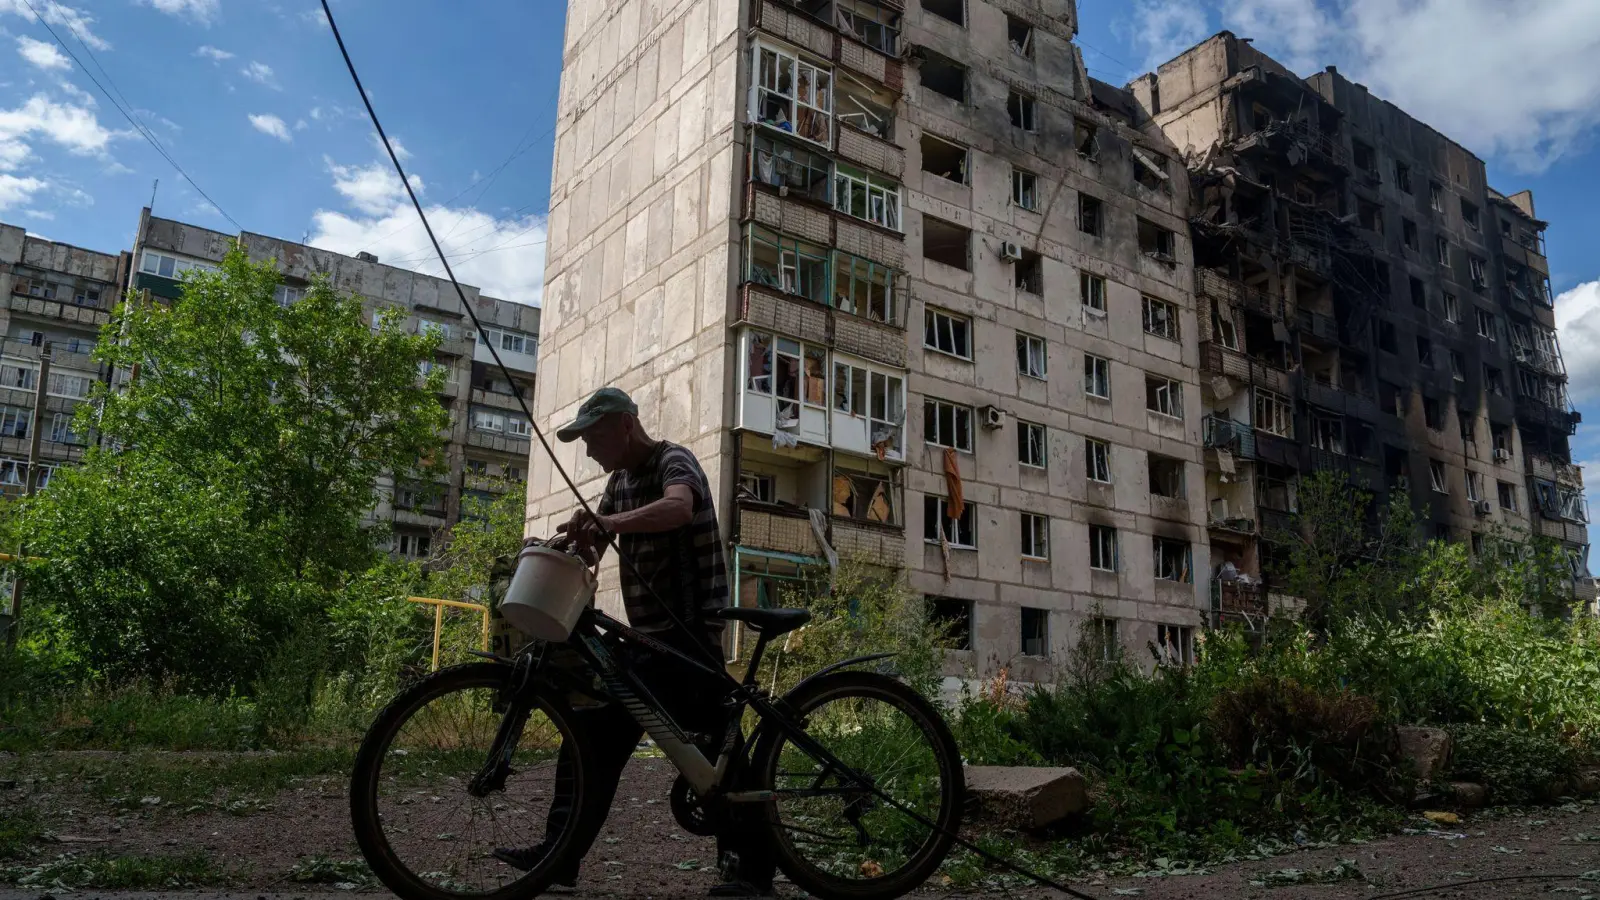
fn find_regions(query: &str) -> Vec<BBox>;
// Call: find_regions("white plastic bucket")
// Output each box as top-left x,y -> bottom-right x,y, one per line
499,545 -> 597,642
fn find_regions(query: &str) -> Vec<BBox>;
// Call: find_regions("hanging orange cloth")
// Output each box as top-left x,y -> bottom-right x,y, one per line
942,447 -> 964,521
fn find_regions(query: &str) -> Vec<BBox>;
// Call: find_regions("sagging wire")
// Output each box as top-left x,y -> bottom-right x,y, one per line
316,9 -> 1588,900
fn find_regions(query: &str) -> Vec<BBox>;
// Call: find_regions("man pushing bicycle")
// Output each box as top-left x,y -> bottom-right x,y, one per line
493,386 -> 778,898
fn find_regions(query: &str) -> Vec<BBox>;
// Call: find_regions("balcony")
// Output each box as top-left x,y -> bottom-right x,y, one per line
1303,380 -> 1380,421
1529,455 -> 1584,489
737,503 -> 825,558
1258,507 -> 1297,542
471,386 -> 530,412
467,429 -> 532,456
829,516 -> 904,568
1196,269 -> 1285,320
1202,415 -> 1256,459
1295,308 -> 1341,345
1212,580 -> 1270,618
1200,342 -> 1290,394
1515,397 -> 1580,435
395,507 -> 446,528
462,473 -> 512,494
8,290 -> 113,328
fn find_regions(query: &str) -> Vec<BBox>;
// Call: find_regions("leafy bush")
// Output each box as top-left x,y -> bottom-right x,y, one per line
1210,674 -> 1384,787
1445,724 -> 1580,803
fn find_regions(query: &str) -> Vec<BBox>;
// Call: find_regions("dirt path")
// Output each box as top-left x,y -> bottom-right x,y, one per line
3,752 -> 1599,899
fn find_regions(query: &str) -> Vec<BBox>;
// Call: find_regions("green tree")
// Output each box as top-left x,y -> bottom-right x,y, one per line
8,251 -> 448,690
89,250 -> 450,575
1272,471 -> 1421,630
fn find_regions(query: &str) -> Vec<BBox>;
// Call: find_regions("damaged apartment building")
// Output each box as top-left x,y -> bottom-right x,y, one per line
0,222 -> 126,496
1129,32 -> 1590,621
531,0 -> 1208,675
131,210 -> 541,558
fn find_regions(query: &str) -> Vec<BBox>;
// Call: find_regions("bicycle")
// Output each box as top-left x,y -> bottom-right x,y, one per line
349,547 -> 965,900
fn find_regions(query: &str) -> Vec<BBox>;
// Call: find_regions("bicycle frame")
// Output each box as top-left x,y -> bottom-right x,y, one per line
539,606 -> 889,803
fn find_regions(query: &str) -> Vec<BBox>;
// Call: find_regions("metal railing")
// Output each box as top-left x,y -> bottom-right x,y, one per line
407,595 -> 491,671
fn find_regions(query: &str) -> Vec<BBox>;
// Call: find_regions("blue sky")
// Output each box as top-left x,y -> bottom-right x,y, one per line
4,0 -> 1600,504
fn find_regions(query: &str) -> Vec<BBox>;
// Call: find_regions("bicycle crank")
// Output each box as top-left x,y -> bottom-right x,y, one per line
670,774 -> 723,837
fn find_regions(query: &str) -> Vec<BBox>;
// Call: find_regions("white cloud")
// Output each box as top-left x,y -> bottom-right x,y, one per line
1126,0 -> 1600,173
372,131 -> 411,161
248,113 -> 291,142
293,118 -> 307,130
325,156 -> 421,215
300,7 -> 328,28
0,93 -> 118,157
1557,280 -> 1600,403
240,60 -> 279,89
195,44 -> 233,62
0,173 -> 47,211
141,0 -> 218,25
310,204 -> 548,305
16,35 -> 69,71
0,0 -> 109,50
0,140 -> 31,170
310,152 -> 545,304
19,208 -> 53,221
1126,0 -> 1210,73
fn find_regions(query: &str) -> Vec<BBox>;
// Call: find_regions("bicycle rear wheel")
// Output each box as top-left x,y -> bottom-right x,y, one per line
350,662 -> 587,900
751,670 -> 963,900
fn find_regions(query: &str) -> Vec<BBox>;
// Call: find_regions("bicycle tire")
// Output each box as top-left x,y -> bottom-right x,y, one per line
350,662 -> 589,900
751,670 -> 964,900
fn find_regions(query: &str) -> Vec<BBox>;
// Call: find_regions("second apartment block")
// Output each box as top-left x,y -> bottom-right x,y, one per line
132,211 -> 541,556
530,0 -> 1210,675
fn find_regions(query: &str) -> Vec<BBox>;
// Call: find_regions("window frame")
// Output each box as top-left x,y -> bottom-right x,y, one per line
1080,272 -> 1107,313
751,41 -> 833,147
923,494 -> 976,548
1007,90 -> 1037,132
833,163 -> 901,230
1083,353 -> 1111,399
1146,375 -> 1183,420
745,224 -> 831,303
923,308 -> 973,359
1019,606 -> 1048,656
832,250 -> 900,324
1089,524 -> 1118,572
1077,193 -> 1103,236
923,398 -> 974,452
1429,459 -> 1448,494
1011,168 -> 1038,210
1152,536 -> 1192,583
1020,512 -> 1049,560
1086,437 -> 1112,483
1017,419 -> 1046,469
1016,332 -> 1047,380
833,359 -> 906,455
1141,294 -> 1179,341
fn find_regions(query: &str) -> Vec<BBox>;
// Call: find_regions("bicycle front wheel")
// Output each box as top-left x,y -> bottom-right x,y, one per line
752,670 -> 963,900
350,662 -> 587,900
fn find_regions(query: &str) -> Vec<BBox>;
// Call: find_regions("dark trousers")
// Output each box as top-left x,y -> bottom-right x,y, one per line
543,642 -> 776,887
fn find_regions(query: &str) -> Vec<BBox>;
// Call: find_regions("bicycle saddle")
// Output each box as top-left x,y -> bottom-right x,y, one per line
715,606 -> 811,636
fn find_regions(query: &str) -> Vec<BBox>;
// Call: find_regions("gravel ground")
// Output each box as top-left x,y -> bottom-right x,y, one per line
3,752 -> 1600,899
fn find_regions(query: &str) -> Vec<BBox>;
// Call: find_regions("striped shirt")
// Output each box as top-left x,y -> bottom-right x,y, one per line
598,441 -> 728,654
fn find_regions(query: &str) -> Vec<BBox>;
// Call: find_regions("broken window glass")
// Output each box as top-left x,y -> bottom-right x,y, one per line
750,133 -> 831,203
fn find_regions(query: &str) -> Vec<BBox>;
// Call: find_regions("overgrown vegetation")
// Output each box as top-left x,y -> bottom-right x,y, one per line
2,852 -> 228,890
0,252 -> 468,746
932,471 -> 1600,871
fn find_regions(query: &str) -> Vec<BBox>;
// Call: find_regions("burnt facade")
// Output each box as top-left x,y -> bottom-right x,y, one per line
1132,32 -> 1588,620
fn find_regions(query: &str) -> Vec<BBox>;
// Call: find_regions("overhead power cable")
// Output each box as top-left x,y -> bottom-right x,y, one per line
18,0 -> 241,231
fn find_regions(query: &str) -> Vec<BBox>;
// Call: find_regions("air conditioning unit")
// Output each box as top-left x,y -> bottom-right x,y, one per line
1000,241 -> 1024,262
1473,499 -> 1492,516
1493,448 -> 1511,462
980,405 -> 1005,429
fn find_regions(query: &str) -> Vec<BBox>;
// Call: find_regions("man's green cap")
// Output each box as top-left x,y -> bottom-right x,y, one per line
556,387 -> 638,442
